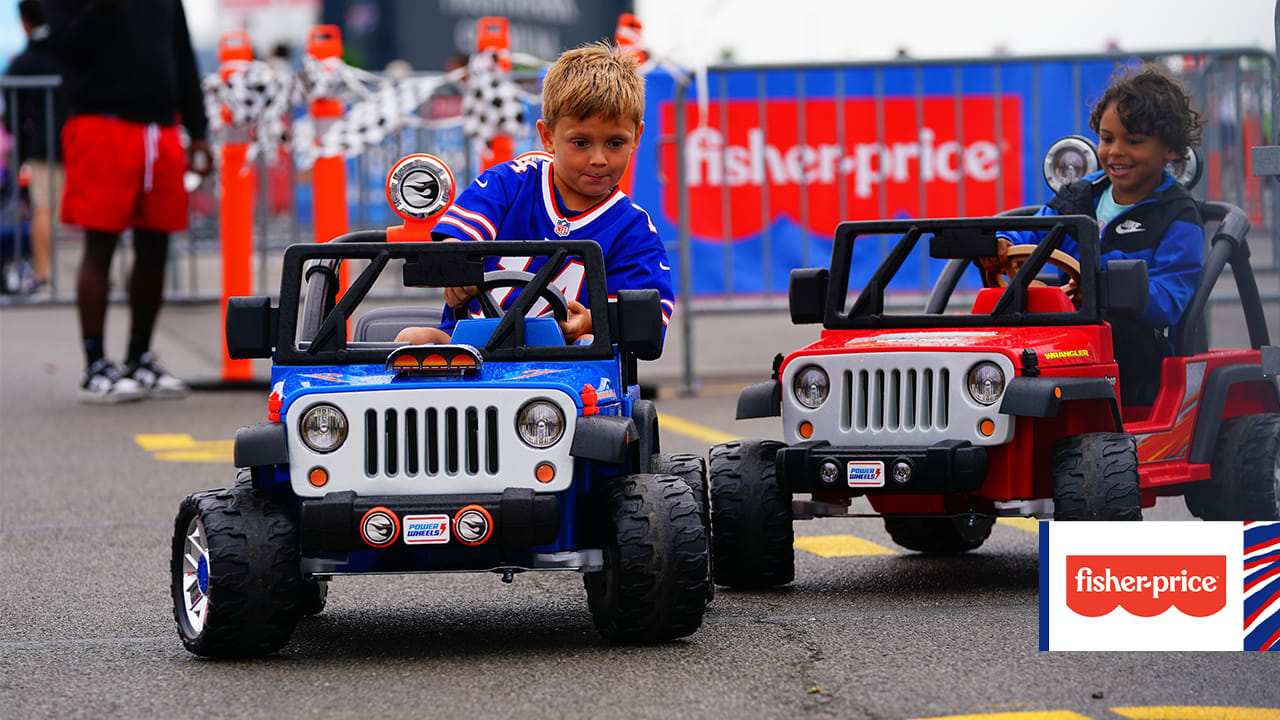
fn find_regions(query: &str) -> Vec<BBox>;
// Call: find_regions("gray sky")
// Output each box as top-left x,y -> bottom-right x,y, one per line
636,0 -> 1276,65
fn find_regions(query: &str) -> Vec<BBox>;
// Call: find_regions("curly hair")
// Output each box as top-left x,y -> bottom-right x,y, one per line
1088,63 -> 1203,155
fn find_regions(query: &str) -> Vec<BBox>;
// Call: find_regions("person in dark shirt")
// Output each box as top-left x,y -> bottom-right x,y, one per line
3,0 -> 67,290
44,0 -> 211,404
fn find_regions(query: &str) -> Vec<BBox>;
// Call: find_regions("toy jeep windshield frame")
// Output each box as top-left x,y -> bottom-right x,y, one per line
246,236 -> 654,366
801,214 -> 1104,329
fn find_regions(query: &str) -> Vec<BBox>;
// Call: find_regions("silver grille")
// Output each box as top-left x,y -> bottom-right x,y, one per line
842,367 -> 950,431
364,405 -> 501,478
781,351 -> 1015,447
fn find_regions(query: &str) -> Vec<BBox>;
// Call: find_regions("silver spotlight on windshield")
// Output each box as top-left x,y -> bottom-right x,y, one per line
1042,135 -> 1100,194
1166,146 -> 1203,190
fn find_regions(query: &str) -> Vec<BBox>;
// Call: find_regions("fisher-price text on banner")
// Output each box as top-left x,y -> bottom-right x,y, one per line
1040,522 -> 1280,651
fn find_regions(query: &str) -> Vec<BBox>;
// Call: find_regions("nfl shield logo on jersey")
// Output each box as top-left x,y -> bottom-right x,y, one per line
555,218 -> 571,237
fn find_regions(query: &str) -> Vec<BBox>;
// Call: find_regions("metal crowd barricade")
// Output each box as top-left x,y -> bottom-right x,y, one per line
1,74 -> 61,299
669,49 -> 1278,393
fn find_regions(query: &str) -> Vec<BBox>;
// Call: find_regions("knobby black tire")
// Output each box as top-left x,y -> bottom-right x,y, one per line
708,439 -> 794,588
652,452 -> 714,605
171,487 -> 302,657
884,515 -> 995,554
1196,413 -> 1280,520
1051,432 -> 1142,520
583,474 -> 710,643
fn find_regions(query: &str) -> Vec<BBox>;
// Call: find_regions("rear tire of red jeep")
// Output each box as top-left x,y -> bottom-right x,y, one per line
884,515 -> 995,553
1192,413 -> 1280,521
583,474 -> 709,643
1051,432 -> 1142,520
708,440 -> 794,588
171,488 -> 302,657
652,453 -> 714,605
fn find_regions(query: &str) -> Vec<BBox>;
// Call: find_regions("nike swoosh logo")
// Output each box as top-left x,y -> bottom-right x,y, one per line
1115,222 -> 1144,234
475,178 -> 489,188
659,262 -> 670,270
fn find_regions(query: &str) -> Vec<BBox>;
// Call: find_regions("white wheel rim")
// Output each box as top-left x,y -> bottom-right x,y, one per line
181,516 -> 210,633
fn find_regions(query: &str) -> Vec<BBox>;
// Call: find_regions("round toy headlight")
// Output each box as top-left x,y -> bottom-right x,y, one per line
1042,135 -> 1099,194
300,404 -> 348,453
793,366 -> 830,409
967,362 -> 1006,406
1166,146 -> 1203,190
516,400 -> 565,448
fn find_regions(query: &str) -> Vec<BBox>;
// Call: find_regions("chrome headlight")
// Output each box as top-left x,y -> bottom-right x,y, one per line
1166,146 -> 1203,190
1042,135 -> 1099,194
967,361 -> 1006,406
793,365 -> 830,409
300,404 -> 348,453
516,400 -> 565,448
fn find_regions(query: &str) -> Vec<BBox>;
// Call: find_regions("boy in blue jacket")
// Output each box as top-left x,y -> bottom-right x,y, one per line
989,63 -> 1204,404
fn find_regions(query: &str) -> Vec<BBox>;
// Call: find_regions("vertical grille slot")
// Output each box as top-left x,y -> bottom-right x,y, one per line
384,409 -> 398,475
904,369 -> 917,429
445,408 -> 459,474
465,407 -> 480,474
404,409 -> 418,475
364,409 -> 378,474
856,369 -> 869,430
937,368 -> 950,428
921,369 -> 934,429
888,369 -> 901,430
426,408 -> 439,474
840,370 -> 852,431
485,407 -> 499,473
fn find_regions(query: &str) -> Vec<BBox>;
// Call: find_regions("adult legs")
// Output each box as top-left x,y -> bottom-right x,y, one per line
126,229 -> 170,364
76,229 -> 119,366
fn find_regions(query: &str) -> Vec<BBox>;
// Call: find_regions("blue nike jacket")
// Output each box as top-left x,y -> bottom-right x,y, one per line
998,170 -> 1203,331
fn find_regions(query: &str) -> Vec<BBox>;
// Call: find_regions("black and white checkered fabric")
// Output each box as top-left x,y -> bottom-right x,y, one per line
460,50 -> 528,144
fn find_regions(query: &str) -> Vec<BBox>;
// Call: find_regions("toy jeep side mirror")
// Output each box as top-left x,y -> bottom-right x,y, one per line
1104,259 -> 1149,319
226,296 -> 277,359
612,289 -> 663,360
789,268 -> 828,324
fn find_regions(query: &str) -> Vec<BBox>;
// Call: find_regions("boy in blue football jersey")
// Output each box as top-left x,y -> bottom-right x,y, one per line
986,63 -> 1204,404
396,41 -> 674,345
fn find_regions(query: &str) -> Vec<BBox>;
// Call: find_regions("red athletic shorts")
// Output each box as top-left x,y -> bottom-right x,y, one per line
60,115 -> 189,233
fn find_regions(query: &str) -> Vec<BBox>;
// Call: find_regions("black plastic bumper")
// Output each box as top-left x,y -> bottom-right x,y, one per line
777,439 -> 988,494
299,488 -> 560,552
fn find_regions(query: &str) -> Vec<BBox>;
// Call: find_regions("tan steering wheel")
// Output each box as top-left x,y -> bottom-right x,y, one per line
981,244 -> 1081,304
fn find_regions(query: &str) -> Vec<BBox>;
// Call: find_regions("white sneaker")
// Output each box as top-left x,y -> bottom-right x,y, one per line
123,352 -> 190,399
78,359 -> 146,405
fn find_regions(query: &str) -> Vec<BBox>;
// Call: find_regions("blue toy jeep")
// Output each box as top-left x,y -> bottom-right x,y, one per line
170,155 -> 710,657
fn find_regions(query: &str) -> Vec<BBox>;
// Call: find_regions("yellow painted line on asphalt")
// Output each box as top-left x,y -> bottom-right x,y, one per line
659,414 -> 739,445
1111,708 -> 1280,720
794,534 -> 897,557
911,707 -> 1090,712
135,434 -> 234,463
997,517 -> 1041,533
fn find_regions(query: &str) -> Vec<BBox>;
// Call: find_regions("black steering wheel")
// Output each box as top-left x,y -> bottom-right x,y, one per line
472,269 -> 570,322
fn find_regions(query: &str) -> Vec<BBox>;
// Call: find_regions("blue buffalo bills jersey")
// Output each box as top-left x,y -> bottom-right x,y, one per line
434,151 -> 675,335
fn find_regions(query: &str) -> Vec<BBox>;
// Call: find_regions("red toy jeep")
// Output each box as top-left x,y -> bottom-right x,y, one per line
709,140 -> 1280,588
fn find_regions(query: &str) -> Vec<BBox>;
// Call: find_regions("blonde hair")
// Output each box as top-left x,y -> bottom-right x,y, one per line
541,41 -> 645,130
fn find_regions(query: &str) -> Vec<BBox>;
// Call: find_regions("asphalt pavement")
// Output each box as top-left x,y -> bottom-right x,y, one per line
1,301 -> 1278,719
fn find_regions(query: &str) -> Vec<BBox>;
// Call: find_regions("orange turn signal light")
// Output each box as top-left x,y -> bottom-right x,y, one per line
535,462 -> 556,483
308,466 -> 329,487
798,421 -> 814,439
979,419 -> 995,437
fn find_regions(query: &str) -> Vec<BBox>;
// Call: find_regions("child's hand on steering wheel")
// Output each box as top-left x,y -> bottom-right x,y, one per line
558,299 -> 593,344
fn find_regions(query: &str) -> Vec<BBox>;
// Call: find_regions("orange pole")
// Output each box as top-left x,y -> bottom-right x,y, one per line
613,13 -> 647,196
217,31 -> 255,382
307,26 -> 350,290
477,17 -> 513,169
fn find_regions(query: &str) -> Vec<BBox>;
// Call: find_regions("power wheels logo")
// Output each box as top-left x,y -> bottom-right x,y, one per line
403,515 -> 451,545
846,461 -> 885,488
1066,555 -> 1226,617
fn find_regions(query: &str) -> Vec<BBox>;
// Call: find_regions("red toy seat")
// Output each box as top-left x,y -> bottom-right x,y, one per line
970,286 -> 1075,314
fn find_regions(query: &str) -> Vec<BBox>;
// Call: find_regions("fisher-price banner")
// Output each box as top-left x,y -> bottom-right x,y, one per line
629,60 -> 1122,295
1040,521 -> 1280,651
